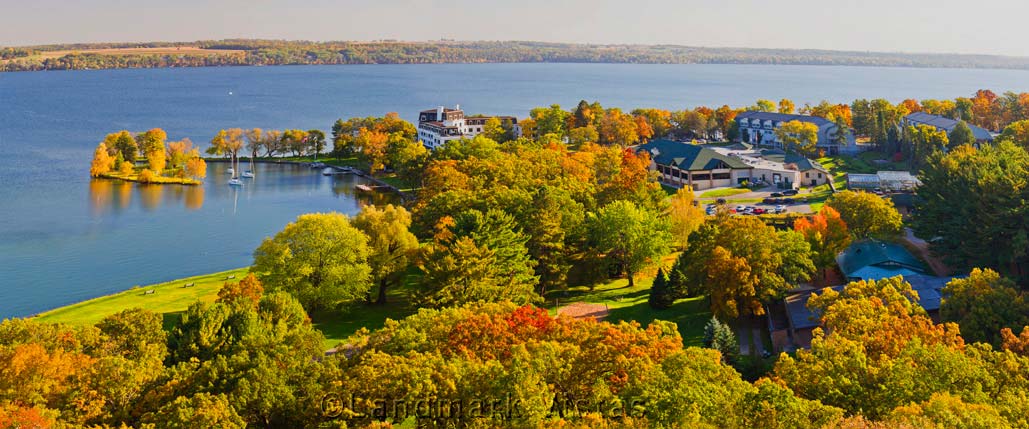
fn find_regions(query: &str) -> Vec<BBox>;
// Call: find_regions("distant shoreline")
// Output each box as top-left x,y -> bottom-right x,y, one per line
5,40 -> 1029,72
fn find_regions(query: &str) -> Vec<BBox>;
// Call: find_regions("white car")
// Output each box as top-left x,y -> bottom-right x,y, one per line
774,205 -> 787,214
735,205 -> 746,213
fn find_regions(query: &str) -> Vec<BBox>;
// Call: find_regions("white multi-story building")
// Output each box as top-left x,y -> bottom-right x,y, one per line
735,111 -> 857,155
417,105 -> 519,149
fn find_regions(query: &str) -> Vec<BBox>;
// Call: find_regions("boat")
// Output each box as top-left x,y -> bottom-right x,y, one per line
227,168 -> 235,175
228,178 -> 243,186
322,167 -> 336,176
242,154 -> 256,178
310,162 -> 325,169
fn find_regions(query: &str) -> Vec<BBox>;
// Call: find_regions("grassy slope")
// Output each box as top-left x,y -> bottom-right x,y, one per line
35,268 -> 249,328
700,187 -> 751,198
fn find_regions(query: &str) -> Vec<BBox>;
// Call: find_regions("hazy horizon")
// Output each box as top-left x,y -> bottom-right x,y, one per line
3,0 -> 1029,57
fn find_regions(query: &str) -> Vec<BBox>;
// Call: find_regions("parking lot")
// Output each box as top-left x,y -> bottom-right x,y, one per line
701,187 -> 815,215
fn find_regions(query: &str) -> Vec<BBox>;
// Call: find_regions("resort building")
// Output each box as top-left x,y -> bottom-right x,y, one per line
735,111 -> 857,155
636,139 -> 752,191
635,140 -> 831,190
903,112 -> 994,143
846,170 -> 921,191
417,105 -> 519,149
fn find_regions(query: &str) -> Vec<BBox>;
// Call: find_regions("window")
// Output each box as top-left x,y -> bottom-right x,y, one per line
712,173 -> 731,180
806,172 -> 810,178
818,173 -> 823,178
693,174 -> 711,180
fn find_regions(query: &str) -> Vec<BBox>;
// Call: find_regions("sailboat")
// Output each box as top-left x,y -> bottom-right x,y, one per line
228,153 -> 243,186
242,153 -> 255,178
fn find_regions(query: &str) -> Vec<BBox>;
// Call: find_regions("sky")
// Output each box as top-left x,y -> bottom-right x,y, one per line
2,0 -> 1029,57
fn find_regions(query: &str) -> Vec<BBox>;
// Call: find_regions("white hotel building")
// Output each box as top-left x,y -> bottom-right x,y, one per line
417,105 -> 519,149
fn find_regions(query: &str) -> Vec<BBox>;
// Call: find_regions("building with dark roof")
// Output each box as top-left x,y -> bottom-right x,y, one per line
903,112 -> 994,142
635,139 -> 753,190
736,111 -> 858,155
836,239 -> 928,281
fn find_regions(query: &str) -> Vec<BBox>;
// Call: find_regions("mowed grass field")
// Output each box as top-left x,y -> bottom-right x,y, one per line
35,268 -> 249,328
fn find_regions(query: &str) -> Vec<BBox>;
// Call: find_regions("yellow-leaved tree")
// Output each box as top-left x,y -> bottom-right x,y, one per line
90,143 -> 115,177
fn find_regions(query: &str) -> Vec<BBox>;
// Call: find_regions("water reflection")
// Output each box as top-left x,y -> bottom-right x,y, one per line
88,162 -> 396,216
90,179 -> 206,214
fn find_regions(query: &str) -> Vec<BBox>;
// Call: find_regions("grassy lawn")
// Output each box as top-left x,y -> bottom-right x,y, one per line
700,187 -> 751,198
35,268 -> 249,328
544,254 -> 712,347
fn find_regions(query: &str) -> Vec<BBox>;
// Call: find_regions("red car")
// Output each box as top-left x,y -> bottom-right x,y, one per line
752,208 -> 767,215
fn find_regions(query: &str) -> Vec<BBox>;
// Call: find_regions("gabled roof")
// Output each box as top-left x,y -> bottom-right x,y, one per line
736,111 -> 833,127
904,112 -> 994,141
757,149 -> 829,172
637,139 -> 751,171
836,239 -> 927,279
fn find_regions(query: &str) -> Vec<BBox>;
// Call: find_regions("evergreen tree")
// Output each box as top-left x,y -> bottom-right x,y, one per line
648,268 -> 674,309
949,120 -> 975,148
703,316 -> 739,364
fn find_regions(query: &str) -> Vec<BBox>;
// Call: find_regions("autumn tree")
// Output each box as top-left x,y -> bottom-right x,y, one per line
90,142 -> 115,177
778,98 -> 796,114
775,120 -> 820,156
679,217 -> 815,319
146,145 -> 166,174
598,108 -> 640,146
135,128 -> 167,157
352,204 -> 419,305
167,138 -> 194,168
794,206 -> 851,283
999,120 -> 1029,150
184,149 -> 207,179
668,186 -> 705,249
252,212 -> 371,311
141,393 -> 246,429
588,200 -> 671,287
940,268 -> 1028,346
106,130 -> 138,163
281,128 -> 308,157
306,129 -> 326,159
216,273 -> 264,309
355,127 -> 389,173
826,190 -> 903,240
481,116 -> 508,142
750,99 -> 776,112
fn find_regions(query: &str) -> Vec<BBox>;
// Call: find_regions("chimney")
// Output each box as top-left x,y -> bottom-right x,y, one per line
437,106 -> 443,119
455,104 -> 460,111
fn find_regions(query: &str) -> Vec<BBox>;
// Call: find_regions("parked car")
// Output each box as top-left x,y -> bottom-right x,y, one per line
774,205 -> 787,214
735,205 -> 747,213
783,189 -> 799,196
752,208 -> 767,215
742,207 -> 755,215
783,198 -> 795,204
770,192 -> 784,198
763,197 -> 777,204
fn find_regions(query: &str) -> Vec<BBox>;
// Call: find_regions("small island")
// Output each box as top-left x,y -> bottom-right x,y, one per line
90,128 -> 207,185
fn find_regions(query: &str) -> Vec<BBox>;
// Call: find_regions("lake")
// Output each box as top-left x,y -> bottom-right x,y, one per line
1,63 -> 1028,317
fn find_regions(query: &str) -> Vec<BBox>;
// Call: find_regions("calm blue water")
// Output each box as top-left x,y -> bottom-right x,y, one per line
1,63 -> 1028,317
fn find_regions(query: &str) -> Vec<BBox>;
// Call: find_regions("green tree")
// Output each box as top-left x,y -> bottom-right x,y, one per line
826,190 -> 903,240
751,99 -> 777,112
106,130 -> 138,163
999,119 -> 1029,150
949,121 -> 976,148
352,204 -> 419,305
251,212 -> 371,311
588,200 -> 672,287
649,268 -> 675,309
913,142 -> 1029,278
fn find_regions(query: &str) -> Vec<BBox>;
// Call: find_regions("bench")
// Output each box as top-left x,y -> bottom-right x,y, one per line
226,275 -> 236,280
183,282 -> 195,288
143,290 -> 155,295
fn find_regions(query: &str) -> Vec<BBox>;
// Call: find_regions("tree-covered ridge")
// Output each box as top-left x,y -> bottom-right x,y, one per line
6,39 -> 1029,71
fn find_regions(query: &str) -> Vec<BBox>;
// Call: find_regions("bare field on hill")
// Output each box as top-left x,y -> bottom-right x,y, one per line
2,46 -> 245,63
